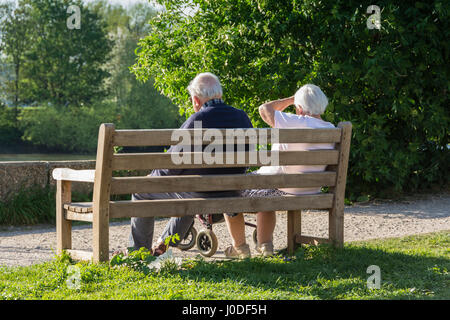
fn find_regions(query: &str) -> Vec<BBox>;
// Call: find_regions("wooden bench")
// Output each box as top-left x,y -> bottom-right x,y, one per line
52,122 -> 352,263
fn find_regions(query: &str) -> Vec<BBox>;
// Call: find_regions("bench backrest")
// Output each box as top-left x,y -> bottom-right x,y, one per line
91,122 -> 352,221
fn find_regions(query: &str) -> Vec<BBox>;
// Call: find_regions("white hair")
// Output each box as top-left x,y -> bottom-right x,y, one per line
294,84 -> 328,115
187,72 -> 223,99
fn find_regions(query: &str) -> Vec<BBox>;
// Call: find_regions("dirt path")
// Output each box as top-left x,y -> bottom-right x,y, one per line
1,193 -> 449,267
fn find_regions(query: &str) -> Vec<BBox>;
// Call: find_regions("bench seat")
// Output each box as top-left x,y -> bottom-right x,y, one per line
64,202 -> 93,213
63,202 -> 93,222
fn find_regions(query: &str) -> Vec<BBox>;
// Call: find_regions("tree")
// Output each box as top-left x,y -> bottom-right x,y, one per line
0,101 -> 22,146
0,1 -> 30,124
19,0 -> 113,106
132,0 -> 449,198
90,0 -> 181,129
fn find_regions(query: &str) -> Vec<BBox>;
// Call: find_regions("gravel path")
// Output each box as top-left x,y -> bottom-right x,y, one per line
1,193 -> 449,267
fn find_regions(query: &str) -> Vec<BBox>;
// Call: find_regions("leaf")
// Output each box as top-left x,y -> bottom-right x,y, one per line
110,254 -> 123,266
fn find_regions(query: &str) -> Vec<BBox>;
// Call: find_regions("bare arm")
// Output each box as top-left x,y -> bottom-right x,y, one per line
258,96 -> 295,127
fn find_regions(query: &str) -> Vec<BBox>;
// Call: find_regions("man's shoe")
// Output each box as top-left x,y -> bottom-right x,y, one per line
255,242 -> 274,257
152,242 -> 167,256
224,243 -> 251,259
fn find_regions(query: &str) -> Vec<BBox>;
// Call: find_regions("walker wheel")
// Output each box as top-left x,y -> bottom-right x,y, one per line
252,229 -> 258,245
177,226 -> 197,251
196,229 -> 218,257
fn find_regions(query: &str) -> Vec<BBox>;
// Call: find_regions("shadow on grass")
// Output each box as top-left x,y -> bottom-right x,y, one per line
176,239 -> 450,299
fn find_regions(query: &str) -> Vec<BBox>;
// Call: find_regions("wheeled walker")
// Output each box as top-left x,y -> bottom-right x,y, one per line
177,214 -> 258,257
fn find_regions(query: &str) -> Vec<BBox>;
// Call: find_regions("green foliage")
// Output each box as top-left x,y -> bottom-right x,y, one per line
0,102 -> 22,146
0,1 -> 30,114
165,233 -> 181,247
0,184 -> 55,225
93,0 -> 181,130
0,184 -> 90,225
132,0 -> 450,199
0,0 -> 180,154
17,0 -> 113,106
110,235 -> 182,275
19,103 -> 119,153
110,247 -> 157,274
1,232 -> 449,299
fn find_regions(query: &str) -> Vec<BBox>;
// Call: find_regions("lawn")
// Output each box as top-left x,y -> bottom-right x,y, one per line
0,231 -> 448,300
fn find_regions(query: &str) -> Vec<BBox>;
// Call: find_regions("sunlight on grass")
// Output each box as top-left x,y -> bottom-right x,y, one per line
0,231 -> 448,300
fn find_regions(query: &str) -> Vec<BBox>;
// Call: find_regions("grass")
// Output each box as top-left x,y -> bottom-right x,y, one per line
0,185 -> 92,225
0,184 -> 130,226
0,231 -> 448,300
0,185 -> 55,225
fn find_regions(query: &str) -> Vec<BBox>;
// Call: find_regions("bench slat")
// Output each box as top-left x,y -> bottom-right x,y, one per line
109,194 -> 334,219
111,150 -> 339,170
52,168 -> 95,182
113,128 -> 342,147
66,249 -> 93,261
110,172 -> 337,194
64,202 -> 93,213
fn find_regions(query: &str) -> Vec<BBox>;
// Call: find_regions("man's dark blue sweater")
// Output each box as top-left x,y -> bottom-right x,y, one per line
153,98 -> 253,179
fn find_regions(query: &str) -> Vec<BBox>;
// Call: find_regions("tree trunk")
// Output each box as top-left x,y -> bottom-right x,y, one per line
14,62 -> 19,127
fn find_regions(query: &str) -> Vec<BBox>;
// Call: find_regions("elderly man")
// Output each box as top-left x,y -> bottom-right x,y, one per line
223,84 -> 336,258
124,72 -> 253,256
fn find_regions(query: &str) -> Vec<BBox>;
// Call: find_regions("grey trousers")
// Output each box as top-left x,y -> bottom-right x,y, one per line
128,191 -> 196,251
128,190 -> 239,251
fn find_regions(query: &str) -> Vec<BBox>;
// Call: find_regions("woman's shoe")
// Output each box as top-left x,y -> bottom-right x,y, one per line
224,243 -> 251,259
256,242 -> 274,257
112,247 -> 129,257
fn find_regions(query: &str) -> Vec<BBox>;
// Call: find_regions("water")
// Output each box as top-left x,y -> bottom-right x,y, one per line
0,154 -> 96,162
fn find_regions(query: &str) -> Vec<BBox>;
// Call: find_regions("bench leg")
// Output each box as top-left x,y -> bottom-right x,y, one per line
56,180 -> 72,255
92,123 -> 114,263
329,207 -> 344,248
93,208 -> 109,263
287,210 -> 301,255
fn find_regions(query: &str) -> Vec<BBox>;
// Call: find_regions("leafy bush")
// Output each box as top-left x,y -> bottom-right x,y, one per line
110,247 -> 157,274
19,99 -> 181,153
132,0 -> 450,199
0,102 -> 22,146
20,103 -> 120,153
110,235 -> 181,275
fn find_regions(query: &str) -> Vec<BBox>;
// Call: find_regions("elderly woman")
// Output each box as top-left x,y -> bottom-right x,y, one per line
223,84 -> 336,258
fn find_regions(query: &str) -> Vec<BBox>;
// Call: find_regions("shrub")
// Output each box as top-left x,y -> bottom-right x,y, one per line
20,103 -> 120,153
19,99 -> 181,154
0,102 -> 22,146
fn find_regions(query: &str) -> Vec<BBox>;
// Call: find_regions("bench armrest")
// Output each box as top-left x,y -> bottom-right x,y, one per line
52,168 -> 95,183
